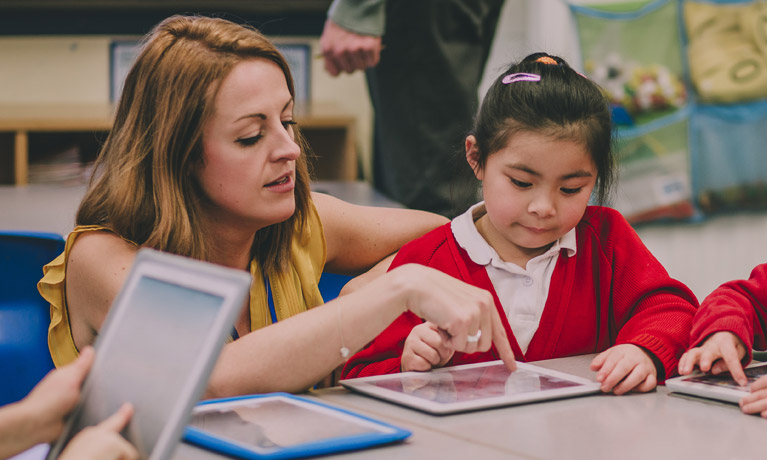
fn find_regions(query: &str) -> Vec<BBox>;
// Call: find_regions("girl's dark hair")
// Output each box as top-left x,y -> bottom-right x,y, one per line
471,52 -> 614,204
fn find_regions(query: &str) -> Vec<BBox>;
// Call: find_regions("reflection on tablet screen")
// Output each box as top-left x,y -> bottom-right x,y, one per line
683,364 -> 767,390
371,363 -> 580,404
190,399 -> 379,451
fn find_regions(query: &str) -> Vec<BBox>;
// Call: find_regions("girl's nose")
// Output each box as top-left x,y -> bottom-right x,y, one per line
528,192 -> 556,217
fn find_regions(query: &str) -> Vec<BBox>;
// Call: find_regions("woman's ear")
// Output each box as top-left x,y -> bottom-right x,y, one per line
465,135 -> 483,181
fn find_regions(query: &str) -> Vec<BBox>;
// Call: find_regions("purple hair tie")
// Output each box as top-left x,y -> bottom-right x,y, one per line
502,73 -> 541,84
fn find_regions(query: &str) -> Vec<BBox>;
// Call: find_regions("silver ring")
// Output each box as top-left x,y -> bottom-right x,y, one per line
466,330 -> 482,343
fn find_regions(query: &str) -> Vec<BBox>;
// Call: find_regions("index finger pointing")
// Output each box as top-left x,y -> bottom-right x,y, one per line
721,344 -> 748,386
489,312 -> 516,371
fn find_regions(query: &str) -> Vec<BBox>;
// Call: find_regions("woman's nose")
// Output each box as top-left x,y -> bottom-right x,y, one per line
272,125 -> 301,161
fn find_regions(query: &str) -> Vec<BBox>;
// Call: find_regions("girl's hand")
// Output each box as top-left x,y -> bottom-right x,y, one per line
740,376 -> 767,417
401,322 -> 455,372
59,403 -> 138,460
590,344 -> 657,395
678,331 -> 747,386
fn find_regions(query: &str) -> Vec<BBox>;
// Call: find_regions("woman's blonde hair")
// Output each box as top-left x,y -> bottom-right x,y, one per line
77,15 -> 313,274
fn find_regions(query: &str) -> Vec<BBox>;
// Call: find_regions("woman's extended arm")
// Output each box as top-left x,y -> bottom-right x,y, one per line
311,191 -> 448,275
65,221 -> 515,398
205,263 -> 515,396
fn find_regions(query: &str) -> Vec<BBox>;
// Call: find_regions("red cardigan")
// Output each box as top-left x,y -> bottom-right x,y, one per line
689,263 -> 767,363
342,206 -> 698,382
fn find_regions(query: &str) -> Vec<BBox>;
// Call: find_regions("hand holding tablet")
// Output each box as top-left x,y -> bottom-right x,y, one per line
46,249 -> 250,460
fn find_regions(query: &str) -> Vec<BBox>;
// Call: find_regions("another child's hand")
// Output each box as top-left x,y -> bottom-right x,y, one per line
678,331 -> 747,386
590,344 -> 657,395
401,322 -> 455,372
23,346 -> 95,443
740,376 -> 767,417
59,403 -> 138,460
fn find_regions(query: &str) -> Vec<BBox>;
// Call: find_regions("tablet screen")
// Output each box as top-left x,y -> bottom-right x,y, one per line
680,363 -> 767,389
341,361 -> 601,414
370,363 -> 580,404
77,276 -> 224,454
189,396 -> 397,453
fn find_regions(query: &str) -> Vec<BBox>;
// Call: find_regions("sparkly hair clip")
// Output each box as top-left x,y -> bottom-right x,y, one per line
502,73 -> 541,84
535,56 -> 558,65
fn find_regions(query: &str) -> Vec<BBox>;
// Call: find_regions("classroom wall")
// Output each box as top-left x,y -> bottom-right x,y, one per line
0,36 -> 111,104
0,33 -> 374,179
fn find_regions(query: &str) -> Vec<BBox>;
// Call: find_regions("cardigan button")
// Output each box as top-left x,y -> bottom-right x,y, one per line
523,276 -> 533,286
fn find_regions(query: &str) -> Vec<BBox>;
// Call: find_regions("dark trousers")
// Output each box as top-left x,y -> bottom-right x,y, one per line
368,0 -> 504,217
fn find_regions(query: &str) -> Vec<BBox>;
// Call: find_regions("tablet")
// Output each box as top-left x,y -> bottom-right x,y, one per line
46,248 -> 250,460
184,393 -> 411,459
340,360 -> 601,415
665,362 -> 767,403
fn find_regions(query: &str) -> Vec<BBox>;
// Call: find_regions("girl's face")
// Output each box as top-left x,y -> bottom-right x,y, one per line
197,58 -> 300,231
466,130 -> 597,267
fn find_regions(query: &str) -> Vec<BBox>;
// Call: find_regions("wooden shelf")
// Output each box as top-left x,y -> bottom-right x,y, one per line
0,103 -> 358,185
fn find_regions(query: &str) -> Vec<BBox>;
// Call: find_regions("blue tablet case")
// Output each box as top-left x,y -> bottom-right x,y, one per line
183,393 -> 411,459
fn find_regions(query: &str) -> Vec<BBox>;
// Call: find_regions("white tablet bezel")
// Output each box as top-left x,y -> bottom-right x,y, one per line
47,248 -> 250,460
665,362 -> 767,404
340,360 -> 601,415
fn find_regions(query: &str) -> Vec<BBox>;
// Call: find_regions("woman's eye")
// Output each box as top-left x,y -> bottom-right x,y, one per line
511,178 -> 532,189
236,134 -> 262,147
282,120 -> 297,130
561,187 -> 583,195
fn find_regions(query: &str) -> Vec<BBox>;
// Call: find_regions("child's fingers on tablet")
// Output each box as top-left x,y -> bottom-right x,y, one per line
596,355 -> 627,391
593,350 -> 621,383
711,357 -> 747,386
718,342 -> 747,385
677,348 -> 700,375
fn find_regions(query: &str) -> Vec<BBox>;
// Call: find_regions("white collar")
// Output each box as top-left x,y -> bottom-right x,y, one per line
451,202 -> 577,267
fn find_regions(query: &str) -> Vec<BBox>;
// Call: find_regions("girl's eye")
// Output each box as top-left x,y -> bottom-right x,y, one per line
236,134 -> 262,147
511,178 -> 532,189
282,120 -> 297,130
561,187 -> 583,195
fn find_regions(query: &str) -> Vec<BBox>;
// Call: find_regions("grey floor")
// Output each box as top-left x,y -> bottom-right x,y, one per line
2,182 -> 766,301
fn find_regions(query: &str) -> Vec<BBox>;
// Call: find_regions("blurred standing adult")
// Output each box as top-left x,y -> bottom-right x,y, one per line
321,0 -> 504,217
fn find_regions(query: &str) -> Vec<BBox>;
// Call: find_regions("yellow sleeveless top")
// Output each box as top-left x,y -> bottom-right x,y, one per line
39,201 -> 327,368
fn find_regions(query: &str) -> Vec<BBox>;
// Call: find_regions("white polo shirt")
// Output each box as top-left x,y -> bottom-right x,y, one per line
451,202 -> 577,353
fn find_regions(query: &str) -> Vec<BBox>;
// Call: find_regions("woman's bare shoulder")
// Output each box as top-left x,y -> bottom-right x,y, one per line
66,230 -> 138,347
68,230 -> 137,271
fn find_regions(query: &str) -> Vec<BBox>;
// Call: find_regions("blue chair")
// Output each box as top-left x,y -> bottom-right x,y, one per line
318,272 -> 352,303
0,231 -> 64,406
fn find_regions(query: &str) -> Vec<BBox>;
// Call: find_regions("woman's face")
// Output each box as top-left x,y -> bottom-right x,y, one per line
197,58 -> 300,231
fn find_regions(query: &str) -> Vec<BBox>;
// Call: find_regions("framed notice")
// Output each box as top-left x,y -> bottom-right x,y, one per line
274,43 -> 311,108
110,39 -> 142,102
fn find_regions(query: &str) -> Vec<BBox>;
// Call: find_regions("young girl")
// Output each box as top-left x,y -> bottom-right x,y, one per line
342,53 -> 699,395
